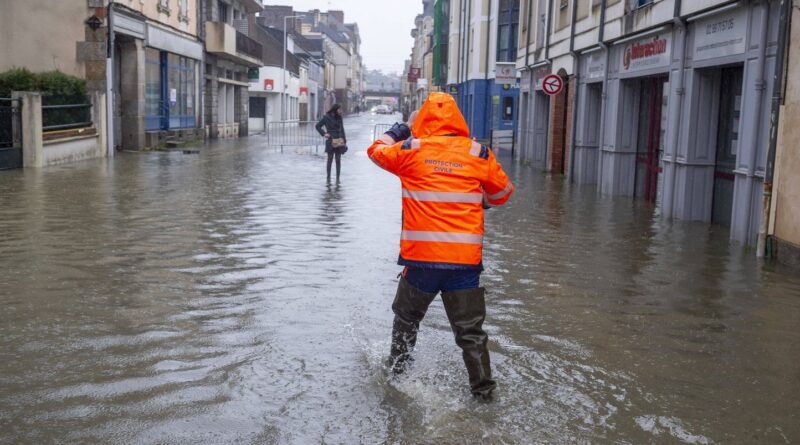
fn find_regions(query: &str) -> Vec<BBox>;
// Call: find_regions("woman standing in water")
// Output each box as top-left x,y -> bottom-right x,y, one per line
315,104 -> 347,182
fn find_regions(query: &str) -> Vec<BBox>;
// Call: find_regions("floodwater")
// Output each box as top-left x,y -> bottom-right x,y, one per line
1,114 -> 799,444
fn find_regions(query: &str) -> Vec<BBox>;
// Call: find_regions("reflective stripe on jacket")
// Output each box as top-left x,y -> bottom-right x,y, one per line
367,92 -> 514,269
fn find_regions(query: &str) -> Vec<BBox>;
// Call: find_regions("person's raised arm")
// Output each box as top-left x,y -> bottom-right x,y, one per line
367,122 -> 411,176
482,148 -> 514,207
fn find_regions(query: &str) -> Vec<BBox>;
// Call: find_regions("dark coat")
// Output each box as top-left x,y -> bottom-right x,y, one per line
316,113 -> 347,153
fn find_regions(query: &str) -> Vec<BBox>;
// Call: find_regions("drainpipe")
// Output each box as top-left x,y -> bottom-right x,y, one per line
742,1 -> 770,246
566,0 -> 579,182
595,0 -> 608,191
484,0 -> 492,143
662,0 -> 686,217
524,0 -> 534,68
545,0 -> 552,61
466,0 -> 473,131
106,0 -> 115,157
758,0 -> 791,258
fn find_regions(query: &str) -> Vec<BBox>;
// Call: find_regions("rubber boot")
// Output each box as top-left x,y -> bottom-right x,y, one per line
389,277 -> 437,374
441,287 -> 496,399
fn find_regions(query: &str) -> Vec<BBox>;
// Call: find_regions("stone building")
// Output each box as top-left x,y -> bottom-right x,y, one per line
0,0 -> 208,151
203,0 -> 263,139
515,0 -> 785,247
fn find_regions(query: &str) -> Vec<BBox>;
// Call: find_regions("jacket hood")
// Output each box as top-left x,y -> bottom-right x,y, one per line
411,92 -> 469,138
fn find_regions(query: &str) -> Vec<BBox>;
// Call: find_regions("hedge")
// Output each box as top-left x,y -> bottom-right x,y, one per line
0,68 -> 86,98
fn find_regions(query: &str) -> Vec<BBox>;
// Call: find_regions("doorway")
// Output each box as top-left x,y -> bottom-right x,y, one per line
634,76 -> 669,203
533,91 -> 550,166
711,66 -> 744,226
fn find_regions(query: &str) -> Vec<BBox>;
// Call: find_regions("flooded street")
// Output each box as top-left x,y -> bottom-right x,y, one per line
1,113 -> 799,444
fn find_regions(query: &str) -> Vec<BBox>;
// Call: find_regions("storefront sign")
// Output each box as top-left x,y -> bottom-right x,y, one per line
534,67 -> 550,90
495,62 -> 517,85
264,79 -> 274,91
299,87 -> 308,96
448,85 -> 458,94
693,8 -> 748,61
586,52 -> 605,81
620,33 -> 672,74
407,67 -> 421,82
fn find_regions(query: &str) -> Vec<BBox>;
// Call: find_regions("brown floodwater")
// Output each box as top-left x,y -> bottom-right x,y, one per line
1,114 -> 799,444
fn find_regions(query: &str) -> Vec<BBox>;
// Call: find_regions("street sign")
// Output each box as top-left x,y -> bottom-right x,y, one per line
542,74 -> 563,96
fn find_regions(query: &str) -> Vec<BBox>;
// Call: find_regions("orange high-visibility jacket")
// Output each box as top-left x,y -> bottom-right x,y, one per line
367,92 -> 514,269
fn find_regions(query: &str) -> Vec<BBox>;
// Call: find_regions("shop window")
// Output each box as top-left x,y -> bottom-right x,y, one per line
145,48 -> 163,131
503,96 -> 514,121
145,49 -> 197,131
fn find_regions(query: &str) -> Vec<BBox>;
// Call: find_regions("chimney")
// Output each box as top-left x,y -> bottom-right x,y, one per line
327,10 -> 344,26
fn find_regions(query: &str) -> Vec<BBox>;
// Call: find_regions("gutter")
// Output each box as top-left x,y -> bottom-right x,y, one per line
742,1 -> 771,247
484,0 -> 493,143
106,0 -> 115,157
566,0 -> 579,181
662,0 -> 686,217
759,0 -> 792,258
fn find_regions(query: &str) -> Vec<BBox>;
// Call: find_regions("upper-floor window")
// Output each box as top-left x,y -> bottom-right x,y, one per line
158,0 -> 170,14
218,1 -> 229,23
178,0 -> 189,22
497,0 -> 519,62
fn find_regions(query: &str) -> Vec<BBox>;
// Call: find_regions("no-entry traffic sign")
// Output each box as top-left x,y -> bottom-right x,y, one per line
542,74 -> 564,96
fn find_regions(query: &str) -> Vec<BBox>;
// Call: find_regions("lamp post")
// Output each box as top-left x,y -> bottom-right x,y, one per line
282,15 -> 302,121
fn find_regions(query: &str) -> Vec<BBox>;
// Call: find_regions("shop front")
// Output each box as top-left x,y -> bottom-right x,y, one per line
594,2 -> 780,245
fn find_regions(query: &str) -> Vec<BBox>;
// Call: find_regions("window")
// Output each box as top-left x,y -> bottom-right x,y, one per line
218,1 -> 228,23
178,0 -> 189,21
502,96 -> 514,121
145,48 -> 163,131
158,0 -> 170,14
145,49 -> 197,131
497,0 -> 519,62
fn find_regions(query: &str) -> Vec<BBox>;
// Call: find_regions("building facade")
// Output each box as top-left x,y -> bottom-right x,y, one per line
516,0 -> 784,247
203,0 -> 263,139
0,0 -> 207,151
445,0 -> 520,146
767,0 -> 799,265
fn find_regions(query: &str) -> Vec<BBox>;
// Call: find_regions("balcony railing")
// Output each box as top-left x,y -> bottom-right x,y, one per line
205,21 -> 262,67
236,31 -> 262,61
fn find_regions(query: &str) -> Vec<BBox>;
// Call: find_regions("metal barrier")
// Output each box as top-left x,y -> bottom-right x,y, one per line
266,121 -> 323,150
373,123 -> 392,141
42,102 -> 93,131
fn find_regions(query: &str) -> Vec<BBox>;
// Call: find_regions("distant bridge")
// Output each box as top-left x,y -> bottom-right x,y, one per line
363,90 -> 401,100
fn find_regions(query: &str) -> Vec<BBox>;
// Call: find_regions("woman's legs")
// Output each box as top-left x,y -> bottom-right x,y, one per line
334,152 -> 342,180
326,151 -> 334,181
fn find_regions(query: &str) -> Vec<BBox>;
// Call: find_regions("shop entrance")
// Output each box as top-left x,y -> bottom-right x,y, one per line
634,76 -> 669,203
711,66 -> 744,226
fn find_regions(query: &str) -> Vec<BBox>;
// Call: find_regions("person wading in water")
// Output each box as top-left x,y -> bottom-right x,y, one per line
366,92 -> 514,399
316,104 -> 347,183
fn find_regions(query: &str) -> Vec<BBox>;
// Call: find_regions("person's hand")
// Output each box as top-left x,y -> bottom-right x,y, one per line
384,122 -> 411,142
324,133 -> 330,139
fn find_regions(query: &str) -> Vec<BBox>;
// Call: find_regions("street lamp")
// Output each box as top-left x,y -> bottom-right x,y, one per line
282,15 -> 303,121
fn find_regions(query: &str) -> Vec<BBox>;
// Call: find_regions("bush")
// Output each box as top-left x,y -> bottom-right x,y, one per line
0,69 -> 90,129
0,68 -> 86,98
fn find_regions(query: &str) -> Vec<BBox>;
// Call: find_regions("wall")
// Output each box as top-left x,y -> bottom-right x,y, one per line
0,1 -> 88,77
771,3 -> 800,261
113,0 -> 199,37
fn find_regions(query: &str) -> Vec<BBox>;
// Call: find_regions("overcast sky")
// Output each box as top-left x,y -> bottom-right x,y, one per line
276,0 -> 421,74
